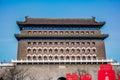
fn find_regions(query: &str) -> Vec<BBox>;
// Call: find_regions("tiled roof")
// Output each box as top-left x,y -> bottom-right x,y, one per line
17,16 -> 105,26
15,34 -> 108,40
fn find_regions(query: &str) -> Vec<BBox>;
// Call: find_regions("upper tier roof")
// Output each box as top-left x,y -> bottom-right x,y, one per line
17,16 -> 105,27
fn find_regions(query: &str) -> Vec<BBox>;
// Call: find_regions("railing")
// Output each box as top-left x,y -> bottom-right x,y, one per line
11,59 -> 114,64
0,63 -> 14,67
0,59 -> 119,66
110,62 -> 120,66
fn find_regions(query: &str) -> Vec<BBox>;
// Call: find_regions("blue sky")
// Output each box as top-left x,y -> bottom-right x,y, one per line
0,0 -> 120,62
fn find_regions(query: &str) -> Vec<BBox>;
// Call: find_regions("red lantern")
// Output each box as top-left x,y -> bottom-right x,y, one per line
71,73 -> 78,80
66,73 -> 78,80
80,74 -> 92,80
66,73 -> 72,80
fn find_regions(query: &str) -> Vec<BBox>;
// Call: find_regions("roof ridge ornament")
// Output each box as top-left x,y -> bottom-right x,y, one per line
25,16 -> 29,22
92,16 -> 95,21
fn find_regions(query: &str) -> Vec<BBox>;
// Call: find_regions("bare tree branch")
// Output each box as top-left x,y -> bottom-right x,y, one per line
0,65 -> 28,80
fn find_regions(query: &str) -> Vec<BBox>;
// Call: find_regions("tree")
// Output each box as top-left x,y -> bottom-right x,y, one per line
77,68 -> 87,75
117,66 -> 120,75
0,67 -> 8,80
29,75 -> 37,80
76,67 -> 87,80
0,65 -> 28,80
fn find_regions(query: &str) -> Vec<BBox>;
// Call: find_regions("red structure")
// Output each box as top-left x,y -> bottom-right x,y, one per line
66,73 -> 78,80
118,74 -> 120,80
98,64 -> 116,80
100,64 -> 112,70
80,74 -> 92,80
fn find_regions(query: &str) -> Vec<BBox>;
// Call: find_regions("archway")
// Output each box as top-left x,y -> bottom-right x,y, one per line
57,77 -> 66,80
0,77 -> 4,80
